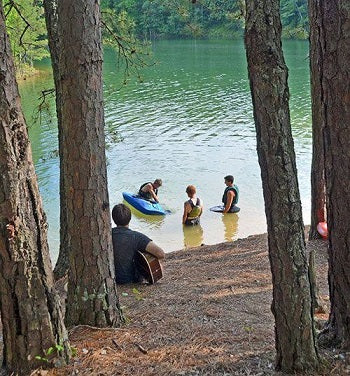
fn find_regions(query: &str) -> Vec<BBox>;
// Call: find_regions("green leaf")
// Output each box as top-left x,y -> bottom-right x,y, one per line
35,355 -> 48,362
56,344 -> 64,352
46,347 -> 55,355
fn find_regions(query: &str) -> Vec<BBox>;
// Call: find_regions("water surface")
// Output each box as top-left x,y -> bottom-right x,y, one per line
19,39 -> 311,263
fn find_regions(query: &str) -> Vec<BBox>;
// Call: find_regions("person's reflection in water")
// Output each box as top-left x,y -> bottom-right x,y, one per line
222,213 -> 239,241
183,224 -> 204,249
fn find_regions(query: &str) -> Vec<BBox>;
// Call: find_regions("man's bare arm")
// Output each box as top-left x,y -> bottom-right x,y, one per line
145,241 -> 165,259
151,190 -> 159,202
182,202 -> 190,224
223,191 -> 234,213
145,183 -> 159,202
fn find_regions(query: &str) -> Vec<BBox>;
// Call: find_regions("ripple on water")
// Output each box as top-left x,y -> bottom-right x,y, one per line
22,40 -> 313,259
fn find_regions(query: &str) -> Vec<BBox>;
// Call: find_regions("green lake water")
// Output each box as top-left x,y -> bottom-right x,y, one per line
19,39 -> 311,263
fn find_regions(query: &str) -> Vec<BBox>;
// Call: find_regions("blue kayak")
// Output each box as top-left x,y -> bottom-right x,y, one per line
122,192 -> 167,215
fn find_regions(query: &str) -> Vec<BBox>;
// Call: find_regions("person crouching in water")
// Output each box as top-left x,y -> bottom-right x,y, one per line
112,203 -> 165,284
182,185 -> 203,226
138,179 -> 162,202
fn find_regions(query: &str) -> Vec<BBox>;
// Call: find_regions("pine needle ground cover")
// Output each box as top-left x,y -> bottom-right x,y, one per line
31,234 -> 350,375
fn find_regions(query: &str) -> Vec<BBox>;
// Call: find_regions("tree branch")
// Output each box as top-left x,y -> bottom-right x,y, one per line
4,0 -> 32,61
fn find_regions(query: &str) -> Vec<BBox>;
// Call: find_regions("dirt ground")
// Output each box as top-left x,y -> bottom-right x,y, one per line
37,233 -> 350,375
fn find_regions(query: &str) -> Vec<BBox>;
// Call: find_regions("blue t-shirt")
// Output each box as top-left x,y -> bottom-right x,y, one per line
112,227 -> 151,284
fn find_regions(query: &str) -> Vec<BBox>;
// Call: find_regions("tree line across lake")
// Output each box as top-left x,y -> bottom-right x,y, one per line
6,0 -> 307,74
102,0 -> 308,39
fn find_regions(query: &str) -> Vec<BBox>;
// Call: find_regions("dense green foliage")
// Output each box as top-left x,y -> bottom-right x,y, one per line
4,1 -> 49,74
103,0 -> 308,40
280,0 -> 308,39
4,0 -> 308,75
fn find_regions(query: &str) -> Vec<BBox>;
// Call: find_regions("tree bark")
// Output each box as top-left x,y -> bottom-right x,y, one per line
319,0 -> 350,349
43,0 -> 70,280
244,0 -> 319,372
57,0 -> 121,327
308,0 -> 326,240
0,2 -> 70,373
308,249 -> 320,310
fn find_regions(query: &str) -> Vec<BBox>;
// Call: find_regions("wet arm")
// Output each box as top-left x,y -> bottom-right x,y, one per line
150,189 -> 159,202
146,184 -> 159,202
182,202 -> 190,224
223,191 -> 234,213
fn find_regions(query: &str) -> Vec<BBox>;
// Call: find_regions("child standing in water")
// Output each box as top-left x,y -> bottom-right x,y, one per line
182,185 -> 203,226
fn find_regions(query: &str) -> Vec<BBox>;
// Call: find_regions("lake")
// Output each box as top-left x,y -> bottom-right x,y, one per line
19,39 -> 311,263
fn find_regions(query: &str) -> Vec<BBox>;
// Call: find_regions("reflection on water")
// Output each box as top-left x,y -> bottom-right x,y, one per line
20,40 -> 312,261
183,224 -> 204,248
222,213 -> 239,241
123,201 -> 165,229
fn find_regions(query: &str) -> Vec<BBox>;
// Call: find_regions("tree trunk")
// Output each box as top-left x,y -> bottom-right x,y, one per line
244,0 -> 319,372
43,0 -> 70,280
0,2 -> 70,373
308,249 -> 320,310
319,0 -> 350,349
308,0 -> 326,240
57,0 -> 121,327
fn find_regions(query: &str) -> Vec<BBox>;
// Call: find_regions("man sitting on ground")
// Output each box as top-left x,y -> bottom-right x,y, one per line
111,203 -> 165,284
138,179 -> 162,202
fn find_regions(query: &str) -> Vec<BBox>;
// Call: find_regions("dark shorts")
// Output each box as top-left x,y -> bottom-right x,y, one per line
138,192 -> 153,201
185,217 -> 200,226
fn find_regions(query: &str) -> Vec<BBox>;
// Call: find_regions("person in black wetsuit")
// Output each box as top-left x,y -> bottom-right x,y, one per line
138,179 -> 162,202
182,185 -> 203,225
222,175 -> 239,213
111,203 -> 165,284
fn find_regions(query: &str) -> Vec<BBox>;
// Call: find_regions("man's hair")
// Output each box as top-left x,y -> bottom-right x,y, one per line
224,175 -> 234,183
154,178 -> 162,186
112,204 -> 131,226
186,185 -> 196,196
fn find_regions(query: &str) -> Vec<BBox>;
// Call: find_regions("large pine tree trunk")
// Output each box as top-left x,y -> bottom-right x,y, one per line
308,0 -> 326,240
319,0 -> 350,348
43,0 -> 69,280
244,0 -> 319,372
0,3 -> 70,373
57,0 -> 120,327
